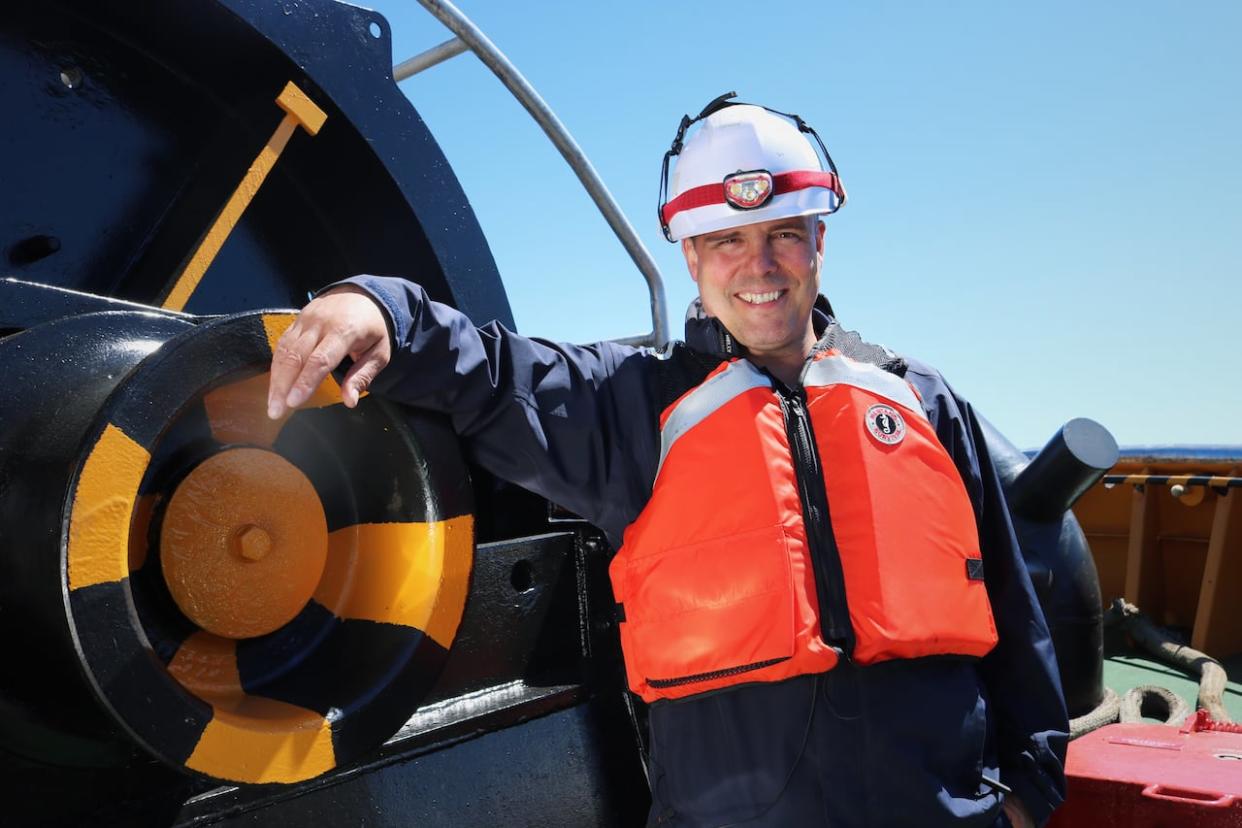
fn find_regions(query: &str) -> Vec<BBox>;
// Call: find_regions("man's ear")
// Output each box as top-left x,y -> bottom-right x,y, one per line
815,219 -> 826,256
681,237 -> 699,283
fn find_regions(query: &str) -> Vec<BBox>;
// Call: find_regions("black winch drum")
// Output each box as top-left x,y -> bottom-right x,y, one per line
1,310 -> 474,784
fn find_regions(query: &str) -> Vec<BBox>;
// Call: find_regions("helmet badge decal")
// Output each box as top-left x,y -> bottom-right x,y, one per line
723,170 -> 774,210
865,403 -> 906,445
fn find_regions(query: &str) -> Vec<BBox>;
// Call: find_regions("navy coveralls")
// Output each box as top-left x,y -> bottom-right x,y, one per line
344,276 -> 1069,827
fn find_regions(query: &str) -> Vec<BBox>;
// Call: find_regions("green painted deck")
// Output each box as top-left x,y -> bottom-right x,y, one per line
1101,651 -> 1242,722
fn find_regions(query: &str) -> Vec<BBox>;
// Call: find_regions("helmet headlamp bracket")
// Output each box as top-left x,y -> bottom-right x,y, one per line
722,170 -> 775,211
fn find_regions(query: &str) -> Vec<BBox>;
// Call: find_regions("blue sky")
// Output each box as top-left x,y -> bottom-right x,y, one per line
365,1 -> 1240,450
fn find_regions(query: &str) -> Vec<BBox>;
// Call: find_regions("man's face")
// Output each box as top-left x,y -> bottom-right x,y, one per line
682,215 -> 826,362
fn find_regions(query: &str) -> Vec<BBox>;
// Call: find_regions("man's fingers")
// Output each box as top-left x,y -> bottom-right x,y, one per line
267,286 -> 391,419
284,331 -> 352,410
267,323 -> 314,419
339,339 -> 390,408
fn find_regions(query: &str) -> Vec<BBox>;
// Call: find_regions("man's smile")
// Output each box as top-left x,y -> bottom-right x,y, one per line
736,289 -> 787,306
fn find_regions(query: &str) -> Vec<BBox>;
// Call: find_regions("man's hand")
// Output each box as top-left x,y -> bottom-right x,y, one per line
1002,794 -> 1035,828
266,285 -> 392,419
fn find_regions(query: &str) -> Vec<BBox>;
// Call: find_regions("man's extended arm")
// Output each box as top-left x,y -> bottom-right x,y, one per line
268,275 -> 660,544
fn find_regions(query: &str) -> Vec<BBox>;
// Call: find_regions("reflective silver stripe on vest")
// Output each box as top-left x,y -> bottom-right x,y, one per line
802,356 -> 926,418
657,360 -> 772,478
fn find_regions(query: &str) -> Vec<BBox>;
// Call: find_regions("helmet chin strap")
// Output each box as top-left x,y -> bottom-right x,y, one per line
657,92 -> 846,243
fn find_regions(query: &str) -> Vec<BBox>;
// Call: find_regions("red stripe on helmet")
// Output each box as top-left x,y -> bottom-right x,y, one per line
661,170 -> 843,227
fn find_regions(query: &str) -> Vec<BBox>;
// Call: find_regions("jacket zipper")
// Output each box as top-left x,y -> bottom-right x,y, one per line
773,379 -> 855,656
647,656 -> 790,689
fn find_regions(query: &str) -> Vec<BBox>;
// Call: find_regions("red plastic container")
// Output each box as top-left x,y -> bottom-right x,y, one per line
1049,712 -> 1242,827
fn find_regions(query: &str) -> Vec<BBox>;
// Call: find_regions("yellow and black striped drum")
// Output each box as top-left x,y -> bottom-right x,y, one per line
60,311 -> 473,784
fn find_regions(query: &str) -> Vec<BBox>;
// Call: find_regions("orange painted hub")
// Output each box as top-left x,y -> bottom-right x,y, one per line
160,447 -> 327,639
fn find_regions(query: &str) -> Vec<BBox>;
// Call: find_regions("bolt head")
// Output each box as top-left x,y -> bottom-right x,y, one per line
236,525 -> 272,562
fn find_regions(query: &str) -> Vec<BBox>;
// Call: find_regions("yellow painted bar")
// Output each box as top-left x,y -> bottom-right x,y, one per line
161,118 -> 296,311
316,516 -> 474,648
172,631 -> 336,783
161,83 -> 326,312
186,698 -> 335,784
167,632 -> 243,702
67,425 -> 150,591
425,515 -> 474,647
261,313 -> 296,352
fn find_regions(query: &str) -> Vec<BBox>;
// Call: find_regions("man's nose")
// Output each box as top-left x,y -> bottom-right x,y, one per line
743,240 -> 778,278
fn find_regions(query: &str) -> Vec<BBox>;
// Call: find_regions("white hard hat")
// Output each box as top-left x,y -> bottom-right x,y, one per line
658,94 -> 846,242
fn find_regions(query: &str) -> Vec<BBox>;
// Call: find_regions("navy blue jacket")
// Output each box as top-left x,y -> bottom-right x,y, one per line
344,275 -> 1068,827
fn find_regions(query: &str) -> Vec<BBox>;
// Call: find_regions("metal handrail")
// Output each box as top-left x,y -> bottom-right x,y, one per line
394,0 -> 670,347
394,37 -> 467,80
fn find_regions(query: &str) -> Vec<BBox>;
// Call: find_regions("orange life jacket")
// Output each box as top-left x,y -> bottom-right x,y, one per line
610,349 -> 998,703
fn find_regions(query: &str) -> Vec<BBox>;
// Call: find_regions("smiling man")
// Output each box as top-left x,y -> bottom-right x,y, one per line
267,95 -> 1068,827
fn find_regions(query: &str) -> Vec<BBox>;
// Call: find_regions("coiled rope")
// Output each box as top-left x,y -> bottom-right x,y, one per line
1069,599 -> 1231,739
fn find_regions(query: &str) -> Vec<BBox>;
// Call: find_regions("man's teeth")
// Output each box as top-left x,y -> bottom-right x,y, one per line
738,290 -> 782,304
